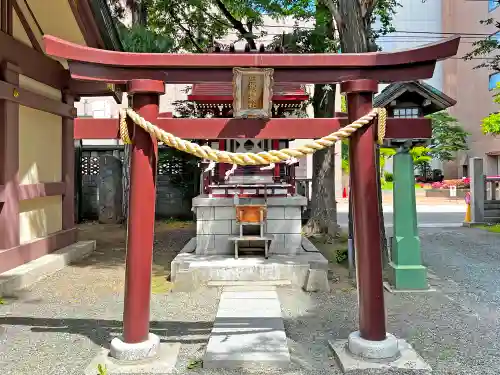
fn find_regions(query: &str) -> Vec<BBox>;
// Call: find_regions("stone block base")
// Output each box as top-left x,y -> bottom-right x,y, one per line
388,262 -> 428,291
329,338 -> 431,374
303,268 -> 330,292
84,342 -> 180,375
192,195 -> 307,256
383,282 -> 436,294
171,239 -> 330,292
110,333 -> 160,361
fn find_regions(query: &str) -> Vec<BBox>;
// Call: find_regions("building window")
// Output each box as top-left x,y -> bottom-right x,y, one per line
393,108 -> 420,118
489,0 -> 499,12
489,72 -> 500,91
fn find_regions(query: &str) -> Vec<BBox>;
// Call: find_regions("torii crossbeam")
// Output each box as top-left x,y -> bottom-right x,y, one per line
43,35 -> 460,364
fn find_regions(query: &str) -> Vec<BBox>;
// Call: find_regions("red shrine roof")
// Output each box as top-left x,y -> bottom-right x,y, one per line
188,82 -> 309,103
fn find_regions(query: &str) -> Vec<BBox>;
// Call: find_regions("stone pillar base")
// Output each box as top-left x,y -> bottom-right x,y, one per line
329,336 -> 431,373
110,333 -> 160,361
347,331 -> 399,359
388,262 -> 428,290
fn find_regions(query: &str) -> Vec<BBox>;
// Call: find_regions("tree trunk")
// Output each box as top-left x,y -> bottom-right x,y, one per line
336,0 -> 389,259
337,0 -> 370,53
303,84 -> 338,238
121,2 -> 148,224
375,146 -> 389,265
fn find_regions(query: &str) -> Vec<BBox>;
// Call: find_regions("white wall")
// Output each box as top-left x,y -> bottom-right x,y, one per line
375,0 -> 444,173
376,0 -> 443,90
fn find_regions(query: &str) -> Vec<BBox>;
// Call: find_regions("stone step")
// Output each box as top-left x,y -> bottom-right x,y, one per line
208,280 -> 292,288
203,289 -> 290,369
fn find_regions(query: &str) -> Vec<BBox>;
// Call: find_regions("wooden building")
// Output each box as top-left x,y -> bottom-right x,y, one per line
0,0 -> 121,273
189,78 -> 309,197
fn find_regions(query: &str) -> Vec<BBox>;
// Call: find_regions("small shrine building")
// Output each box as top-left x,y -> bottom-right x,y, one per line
187,44 -> 310,198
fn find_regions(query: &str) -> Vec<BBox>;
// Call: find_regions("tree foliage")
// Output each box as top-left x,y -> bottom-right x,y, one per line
109,0 -> 402,236
427,111 -> 469,161
480,82 -> 500,135
110,0 -> 314,53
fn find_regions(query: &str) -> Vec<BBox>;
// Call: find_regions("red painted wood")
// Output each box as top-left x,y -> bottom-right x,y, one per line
44,35 -> 459,69
0,79 -> 76,118
218,140 -> 226,178
345,81 -> 386,341
272,140 -> 280,178
122,80 -> 163,344
0,61 -> 19,250
74,117 -> 432,141
188,82 -> 309,103
66,60 -> 437,85
17,182 -> 66,201
61,92 -> 75,230
0,228 -> 77,273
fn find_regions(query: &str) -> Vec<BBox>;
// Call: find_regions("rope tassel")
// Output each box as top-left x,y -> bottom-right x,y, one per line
118,108 -> 387,166
204,160 -> 216,173
225,164 -> 238,180
260,163 -> 275,171
285,157 -> 299,165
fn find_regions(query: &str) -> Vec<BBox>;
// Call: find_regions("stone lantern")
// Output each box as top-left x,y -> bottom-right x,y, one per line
373,81 -> 456,291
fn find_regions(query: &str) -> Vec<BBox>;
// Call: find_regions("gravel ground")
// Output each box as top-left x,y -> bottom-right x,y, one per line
0,225 -> 499,375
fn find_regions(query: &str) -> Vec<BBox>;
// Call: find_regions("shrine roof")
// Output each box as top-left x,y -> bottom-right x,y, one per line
374,81 -> 456,115
188,82 -> 309,103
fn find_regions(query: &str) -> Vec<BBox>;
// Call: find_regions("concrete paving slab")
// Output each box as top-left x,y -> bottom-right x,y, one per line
220,290 -> 278,299
203,289 -> 290,369
329,339 -> 431,374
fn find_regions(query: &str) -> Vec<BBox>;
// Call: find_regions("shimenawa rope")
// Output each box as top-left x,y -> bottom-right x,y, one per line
119,107 -> 387,166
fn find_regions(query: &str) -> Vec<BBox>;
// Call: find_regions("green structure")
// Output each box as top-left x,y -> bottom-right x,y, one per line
390,144 -> 427,289
374,81 -> 456,291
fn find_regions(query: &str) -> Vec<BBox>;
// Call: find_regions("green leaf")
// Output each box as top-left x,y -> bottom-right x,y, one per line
426,111 -> 469,161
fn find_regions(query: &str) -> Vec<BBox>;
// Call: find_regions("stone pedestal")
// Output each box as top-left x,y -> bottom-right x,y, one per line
98,155 -> 123,224
470,157 -> 485,223
389,150 -> 427,290
192,195 -> 307,255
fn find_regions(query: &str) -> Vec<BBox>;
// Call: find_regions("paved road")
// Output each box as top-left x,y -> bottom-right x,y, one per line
337,204 -> 466,228
420,227 -> 500,309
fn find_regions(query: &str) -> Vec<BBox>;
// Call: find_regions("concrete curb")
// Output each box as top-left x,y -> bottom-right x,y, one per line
0,240 -> 96,297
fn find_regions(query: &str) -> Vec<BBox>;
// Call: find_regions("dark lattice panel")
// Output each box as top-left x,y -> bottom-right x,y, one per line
81,152 -> 100,176
158,159 -> 185,176
80,150 -> 125,176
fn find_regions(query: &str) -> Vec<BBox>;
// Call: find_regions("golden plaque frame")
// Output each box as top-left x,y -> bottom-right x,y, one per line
232,67 -> 274,118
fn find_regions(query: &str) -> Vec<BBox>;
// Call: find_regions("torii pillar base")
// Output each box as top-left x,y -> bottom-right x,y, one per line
328,80 -> 432,373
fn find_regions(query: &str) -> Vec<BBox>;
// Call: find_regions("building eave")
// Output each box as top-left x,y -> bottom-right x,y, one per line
374,81 -> 457,113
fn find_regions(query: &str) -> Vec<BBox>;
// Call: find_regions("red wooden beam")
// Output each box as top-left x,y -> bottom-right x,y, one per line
66,61 -> 437,84
0,31 -> 67,89
0,79 -> 75,118
17,182 -> 66,201
74,117 -> 432,140
69,80 -> 124,103
45,35 -> 459,68
43,35 -> 460,84
187,94 -> 310,103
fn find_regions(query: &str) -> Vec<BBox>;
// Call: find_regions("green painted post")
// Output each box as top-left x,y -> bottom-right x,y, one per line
389,145 -> 428,290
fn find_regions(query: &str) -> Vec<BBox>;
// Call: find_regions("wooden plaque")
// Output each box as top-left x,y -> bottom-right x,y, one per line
232,67 -> 274,118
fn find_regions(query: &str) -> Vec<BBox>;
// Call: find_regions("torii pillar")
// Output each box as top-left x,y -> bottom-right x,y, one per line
340,80 -> 399,359
110,79 -> 165,360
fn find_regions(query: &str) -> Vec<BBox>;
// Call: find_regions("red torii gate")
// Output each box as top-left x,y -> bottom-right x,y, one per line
44,35 -> 459,360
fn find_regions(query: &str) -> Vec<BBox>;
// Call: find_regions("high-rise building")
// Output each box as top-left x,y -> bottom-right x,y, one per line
442,0 -> 500,177
380,0 -> 500,177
